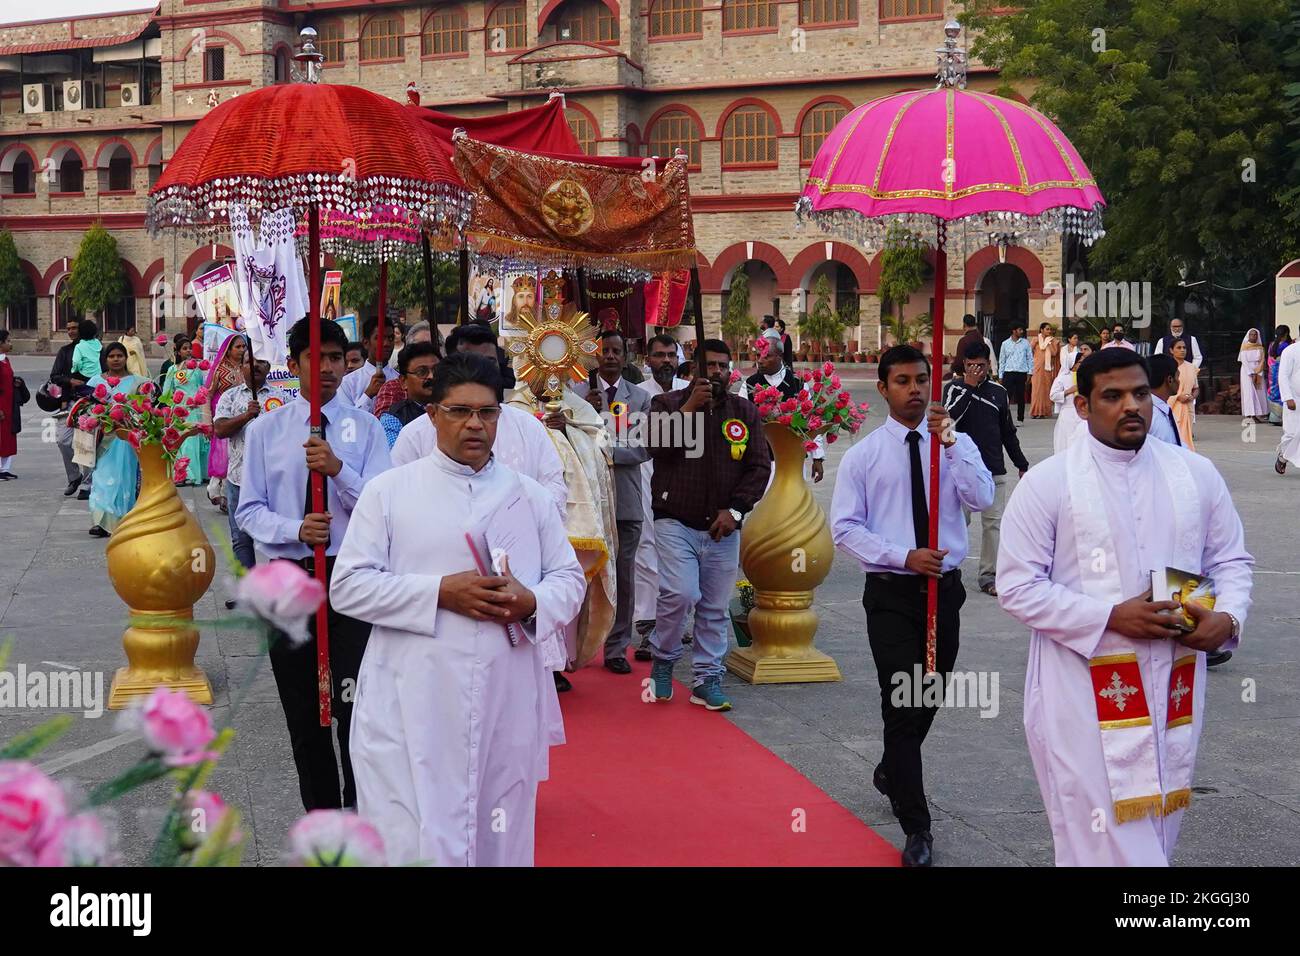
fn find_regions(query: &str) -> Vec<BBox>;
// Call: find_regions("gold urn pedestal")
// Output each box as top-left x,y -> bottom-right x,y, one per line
104,442 -> 216,709
725,423 -> 842,685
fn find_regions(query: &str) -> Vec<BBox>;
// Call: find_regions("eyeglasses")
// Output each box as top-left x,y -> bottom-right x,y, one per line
406,366 -> 438,379
436,404 -> 502,423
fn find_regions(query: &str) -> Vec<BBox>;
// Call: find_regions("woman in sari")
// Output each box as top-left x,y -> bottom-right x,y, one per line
1030,323 -> 1059,418
1170,339 -> 1198,450
1268,326 -> 1292,425
162,345 -> 210,486
1238,329 -> 1268,422
203,334 -> 246,511
85,343 -> 145,538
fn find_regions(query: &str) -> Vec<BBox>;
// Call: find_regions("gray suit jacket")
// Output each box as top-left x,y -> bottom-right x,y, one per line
575,377 -> 651,521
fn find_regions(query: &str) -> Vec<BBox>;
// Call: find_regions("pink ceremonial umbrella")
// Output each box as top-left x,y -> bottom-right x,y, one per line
798,23 -> 1105,672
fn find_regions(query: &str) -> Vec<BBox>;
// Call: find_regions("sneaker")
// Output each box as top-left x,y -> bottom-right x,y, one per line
649,660 -> 673,701
690,677 -> 731,712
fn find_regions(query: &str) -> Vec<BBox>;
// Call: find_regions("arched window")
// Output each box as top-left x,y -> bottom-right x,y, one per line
547,0 -> 619,43
647,111 -> 700,166
104,295 -> 136,334
274,47 -> 292,83
722,106 -> 777,166
145,141 -> 163,188
316,19 -> 346,64
567,112 -> 598,155
800,102 -> 847,164
100,145 -> 134,192
58,156 -> 84,194
54,277 -> 81,326
3,274 -> 36,331
6,153 -> 34,195
722,0 -> 777,32
800,0 -> 857,25
649,0 -> 702,38
422,7 -> 468,56
359,15 -> 404,61
485,1 -> 527,51
880,0 -> 937,21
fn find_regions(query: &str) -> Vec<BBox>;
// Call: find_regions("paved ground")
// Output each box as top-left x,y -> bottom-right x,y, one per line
1,353 -> 1296,866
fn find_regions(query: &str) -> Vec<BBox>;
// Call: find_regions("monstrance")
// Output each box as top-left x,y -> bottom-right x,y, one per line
504,298 -> 599,413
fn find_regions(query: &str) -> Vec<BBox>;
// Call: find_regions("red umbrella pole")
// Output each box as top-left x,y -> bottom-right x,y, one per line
377,257 -> 388,369
925,242 -> 946,675
308,204 -> 331,727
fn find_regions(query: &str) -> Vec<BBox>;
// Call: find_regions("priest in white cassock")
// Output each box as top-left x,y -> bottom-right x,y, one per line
331,352 -> 587,867
997,348 -> 1253,866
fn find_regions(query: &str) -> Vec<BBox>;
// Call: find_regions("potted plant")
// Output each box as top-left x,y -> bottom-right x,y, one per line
730,579 -> 756,647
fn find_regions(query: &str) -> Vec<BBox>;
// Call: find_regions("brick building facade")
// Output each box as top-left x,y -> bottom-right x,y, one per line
0,0 -> 1057,355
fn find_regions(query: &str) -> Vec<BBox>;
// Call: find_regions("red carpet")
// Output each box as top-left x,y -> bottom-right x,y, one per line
536,662 -> 900,866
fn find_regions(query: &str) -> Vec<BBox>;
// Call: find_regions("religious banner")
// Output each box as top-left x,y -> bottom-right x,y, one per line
644,269 -> 690,329
452,137 -> 697,274
201,322 -> 239,365
335,313 -> 358,343
266,365 -> 300,401
191,264 -> 241,328
320,271 -> 342,322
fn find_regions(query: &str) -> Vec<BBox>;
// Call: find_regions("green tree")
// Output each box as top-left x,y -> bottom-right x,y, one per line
877,233 -> 927,345
964,0 -> 1300,304
721,269 -> 756,355
797,273 -> 848,361
0,230 -> 28,318
337,255 -> 459,321
64,222 -> 125,320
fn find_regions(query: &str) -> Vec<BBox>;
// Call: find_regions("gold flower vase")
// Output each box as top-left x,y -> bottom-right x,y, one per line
726,423 -> 842,684
106,441 -> 215,708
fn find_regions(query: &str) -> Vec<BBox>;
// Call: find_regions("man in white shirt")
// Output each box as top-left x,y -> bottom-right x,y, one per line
998,347 -> 1252,865
1276,334 -> 1300,474
235,317 -> 392,812
829,344 -> 995,867
1146,353 -> 1183,447
1155,318 -> 1204,367
338,316 -> 398,412
212,336 -> 290,579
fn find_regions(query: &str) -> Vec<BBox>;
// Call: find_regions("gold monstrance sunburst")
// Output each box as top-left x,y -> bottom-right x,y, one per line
505,305 -> 599,408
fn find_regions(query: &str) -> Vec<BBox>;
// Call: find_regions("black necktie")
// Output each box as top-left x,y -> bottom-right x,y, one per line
1167,407 -> 1181,446
906,431 -> 929,549
304,411 -> 330,522
606,383 -> 617,406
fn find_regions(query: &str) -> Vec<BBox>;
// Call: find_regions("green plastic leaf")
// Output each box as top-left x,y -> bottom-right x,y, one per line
0,714 -> 75,760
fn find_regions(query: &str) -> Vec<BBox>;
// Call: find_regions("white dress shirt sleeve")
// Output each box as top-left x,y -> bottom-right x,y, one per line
829,447 -> 911,571
328,414 -> 392,513
948,433 -> 996,511
234,417 -> 304,547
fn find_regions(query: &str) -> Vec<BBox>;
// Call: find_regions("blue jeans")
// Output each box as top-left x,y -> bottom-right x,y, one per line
227,482 -> 255,571
650,517 -> 739,683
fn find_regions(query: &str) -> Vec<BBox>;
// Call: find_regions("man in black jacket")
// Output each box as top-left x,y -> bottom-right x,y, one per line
49,320 -> 88,497
941,341 -> 1029,597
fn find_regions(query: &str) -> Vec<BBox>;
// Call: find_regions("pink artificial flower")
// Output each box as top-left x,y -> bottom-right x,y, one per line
196,423 -> 213,437
778,414 -> 793,426
112,392 -> 126,403
77,416 -> 96,432
756,404 -> 774,417
193,386 -> 210,404
0,761 -> 68,867
139,380 -> 155,395
46,383 -> 62,399
809,415 -> 824,430
125,431 -> 143,452
827,432 -> 839,444
92,404 -> 106,416
812,370 -> 823,383
155,333 -> 168,346
172,390 -> 186,405
830,374 -> 841,389
34,812 -> 114,867
108,405 -> 127,423
780,398 -> 798,413
800,371 -> 812,382
173,457 -> 190,484
93,384 -> 109,401
823,361 -> 834,376
162,426 -> 181,445
286,810 -> 387,867
105,376 -> 121,388
178,791 -> 242,853
198,360 -> 211,372
804,440 -> 818,453
728,370 -> 741,384
185,359 -> 197,370
171,407 -> 189,420
127,687 -> 215,766
234,560 -> 327,646
835,395 -> 850,409
800,400 -> 814,415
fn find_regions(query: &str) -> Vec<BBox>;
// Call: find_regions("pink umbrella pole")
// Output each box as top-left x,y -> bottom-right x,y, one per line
925,242 -> 946,674
308,204 -> 331,728
377,258 -> 388,369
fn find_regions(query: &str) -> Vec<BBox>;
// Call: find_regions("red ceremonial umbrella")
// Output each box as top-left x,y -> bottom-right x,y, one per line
798,22 -> 1106,672
147,30 -> 469,727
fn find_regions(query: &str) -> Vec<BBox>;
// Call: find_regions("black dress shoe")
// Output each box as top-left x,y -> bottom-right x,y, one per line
873,763 -> 901,816
553,672 -> 572,693
1206,650 -> 1233,668
64,478 -> 81,496
224,599 -> 238,610
88,526 -> 109,538
605,656 -> 632,674
634,637 -> 653,661
0,471 -> 13,480
77,489 -> 90,500
902,831 -> 934,867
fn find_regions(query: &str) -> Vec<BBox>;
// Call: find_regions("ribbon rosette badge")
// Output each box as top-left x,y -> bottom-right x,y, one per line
263,397 -> 285,412
609,399 -> 628,433
723,418 -> 749,461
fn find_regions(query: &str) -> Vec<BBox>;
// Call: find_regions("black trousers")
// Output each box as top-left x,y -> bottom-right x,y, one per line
1001,371 -> 1027,421
269,557 -> 371,812
863,571 -> 964,835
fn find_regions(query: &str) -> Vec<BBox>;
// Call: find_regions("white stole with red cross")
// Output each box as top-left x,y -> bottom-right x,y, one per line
1066,436 -> 1201,823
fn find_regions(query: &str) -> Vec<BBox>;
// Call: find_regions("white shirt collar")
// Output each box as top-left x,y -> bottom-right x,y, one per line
762,366 -> 787,386
883,414 -> 925,443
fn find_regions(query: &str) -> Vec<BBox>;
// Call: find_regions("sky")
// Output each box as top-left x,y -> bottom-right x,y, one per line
2,1 -> 157,24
